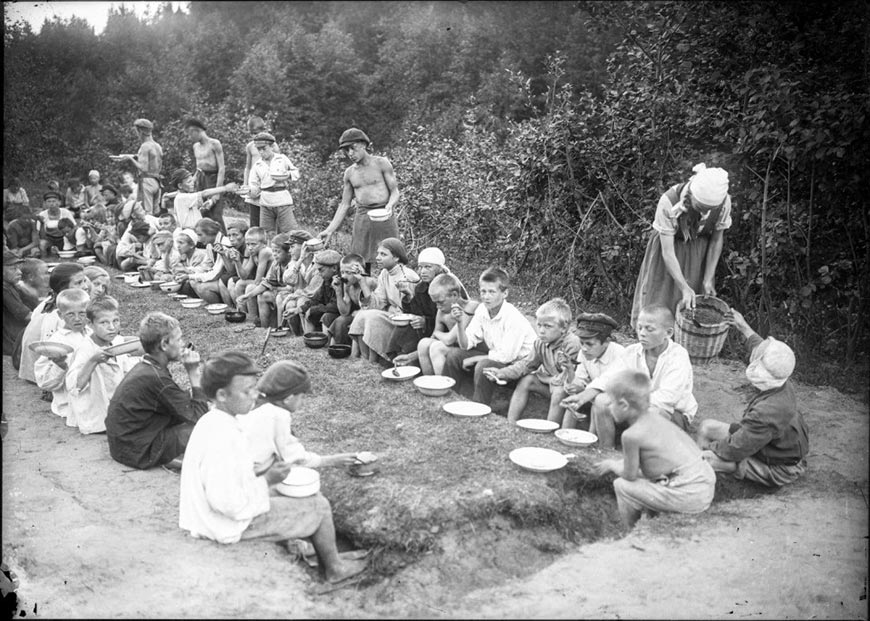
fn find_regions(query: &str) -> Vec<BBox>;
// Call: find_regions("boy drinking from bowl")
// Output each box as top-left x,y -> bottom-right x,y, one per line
443,267 -> 537,407
415,273 -> 478,376
485,298 -> 580,424
560,312 -> 626,430
696,309 -> 809,487
594,369 -> 715,529
179,353 -> 369,585
237,233 -> 294,329
327,253 -> 378,346
34,288 -> 92,423
297,249 -> 342,335
571,305 -> 697,449
231,227 -> 273,323
65,296 -> 140,434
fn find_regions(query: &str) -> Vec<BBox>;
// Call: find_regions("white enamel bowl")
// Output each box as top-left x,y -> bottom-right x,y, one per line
276,467 -> 321,498
554,429 -> 598,448
412,375 -> 456,397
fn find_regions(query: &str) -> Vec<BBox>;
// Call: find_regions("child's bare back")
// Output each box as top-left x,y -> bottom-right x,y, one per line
627,412 -> 704,480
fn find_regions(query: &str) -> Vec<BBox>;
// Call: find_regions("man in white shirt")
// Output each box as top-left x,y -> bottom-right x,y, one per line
241,132 -> 300,236
442,267 -> 536,406
179,351 -> 368,584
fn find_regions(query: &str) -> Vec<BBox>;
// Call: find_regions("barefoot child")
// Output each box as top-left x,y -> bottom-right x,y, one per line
297,250 -> 343,335
578,305 -> 697,449
443,267 -> 537,406
327,253 -> 378,346
415,273 -> 477,375
594,370 -> 716,529
34,288 -> 92,424
560,313 -> 626,430
179,352 -> 369,584
231,227 -> 273,322
237,233 -> 294,329
275,231 -> 321,335
65,296 -> 140,434
696,309 -> 809,487
485,298 -> 580,424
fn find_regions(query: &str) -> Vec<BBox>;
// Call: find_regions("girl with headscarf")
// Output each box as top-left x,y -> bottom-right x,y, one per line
83,266 -> 111,299
18,263 -> 89,383
348,237 -> 419,363
386,247 -> 469,363
630,163 -> 733,328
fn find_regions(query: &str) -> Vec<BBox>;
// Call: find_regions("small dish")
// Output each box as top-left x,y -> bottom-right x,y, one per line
303,332 -> 329,349
77,256 -> 97,265
57,250 -> 77,259
554,429 -> 598,448
509,447 -> 569,472
103,337 -> 145,357
328,344 -> 352,359
367,208 -> 391,222
225,310 -> 246,323
270,327 -> 292,338
205,303 -> 228,315
181,299 -> 205,309
275,467 -> 320,498
390,313 -> 416,327
381,365 -> 420,381
128,281 -> 150,288
28,341 -> 74,358
413,375 -> 456,397
442,401 -> 491,417
516,419 -> 560,434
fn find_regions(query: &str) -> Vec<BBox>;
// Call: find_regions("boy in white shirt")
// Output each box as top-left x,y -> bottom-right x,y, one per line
34,288 -> 92,423
240,132 -> 300,235
162,168 -> 238,231
179,352 -> 368,584
560,312 -> 626,430
65,296 -> 139,434
443,267 -> 537,406
578,305 -> 698,448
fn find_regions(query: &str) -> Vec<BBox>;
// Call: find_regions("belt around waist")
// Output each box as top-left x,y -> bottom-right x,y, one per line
140,173 -> 163,180
261,186 -> 287,192
357,203 -> 388,211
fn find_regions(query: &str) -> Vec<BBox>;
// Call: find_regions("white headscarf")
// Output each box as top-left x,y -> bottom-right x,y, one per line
417,247 -> 451,274
689,163 -> 729,207
746,337 -> 795,391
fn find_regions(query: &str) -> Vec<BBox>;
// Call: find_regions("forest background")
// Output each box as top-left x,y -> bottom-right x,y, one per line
4,0 -> 868,388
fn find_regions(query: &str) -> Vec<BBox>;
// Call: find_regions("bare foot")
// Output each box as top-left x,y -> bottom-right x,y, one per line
325,557 -> 368,584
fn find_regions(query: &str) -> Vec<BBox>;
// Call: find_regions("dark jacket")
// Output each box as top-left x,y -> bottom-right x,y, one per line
711,335 -> 809,466
2,281 -> 31,355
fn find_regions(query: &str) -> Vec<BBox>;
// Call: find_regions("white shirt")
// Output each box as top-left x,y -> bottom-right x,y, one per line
237,403 -> 322,473
190,233 -> 230,283
179,408 -> 271,544
65,335 -> 139,434
589,339 -> 698,421
572,340 -> 627,387
116,216 -> 160,258
18,302 -> 56,383
250,154 -> 299,208
34,327 -> 91,421
172,192 -> 206,230
464,301 -> 537,365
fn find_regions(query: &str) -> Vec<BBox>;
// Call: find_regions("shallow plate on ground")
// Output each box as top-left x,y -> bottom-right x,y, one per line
169,293 -> 188,301
128,281 -> 150,288
381,365 -> 420,381
181,299 -> 205,309
77,256 -> 97,265
554,429 -> 598,448
205,303 -> 228,315
516,419 -> 560,433
509,447 -> 568,472
442,401 -> 491,417
413,375 -> 456,397
28,341 -> 74,358
57,250 -> 77,259
103,337 -> 145,357
270,327 -> 292,337
276,467 -> 320,498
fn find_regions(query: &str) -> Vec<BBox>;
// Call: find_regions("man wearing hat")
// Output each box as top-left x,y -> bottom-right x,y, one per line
241,132 -> 300,236
3,250 -> 31,355
630,162 -> 733,328
697,309 -> 809,487
185,118 -> 228,232
179,354 -> 369,584
318,128 -> 400,272
297,249 -> 343,334
560,312 -> 626,430
111,118 -> 164,216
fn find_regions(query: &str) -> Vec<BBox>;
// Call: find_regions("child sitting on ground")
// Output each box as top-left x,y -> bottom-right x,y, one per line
696,309 -> 809,487
230,227 -> 273,322
327,254 -> 378,346
277,232 -> 322,335
156,211 -> 179,236
413,273 -> 477,375
94,210 -> 120,266
578,305 -> 697,449
297,250 -> 343,335
34,288 -> 92,424
75,206 -> 106,256
178,352 -> 369,584
65,296 -> 140,434
83,266 -> 111,299
485,298 -> 580,424
594,369 -> 716,529
236,233 -> 294,329
3,252 -> 32,356
138,230 -> 177,282
18,258 -> 49,306
560,312 -> 627,430
65,178 -> 87,219
116,220 -> 154,271
84,170 -> 102,207
443,266 -> 537,407
169,229 -> 213,296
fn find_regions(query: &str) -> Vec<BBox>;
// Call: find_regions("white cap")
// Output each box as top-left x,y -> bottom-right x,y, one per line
690,163 -> 729,206
175,228 -> 198,244
417,247 -> 446,267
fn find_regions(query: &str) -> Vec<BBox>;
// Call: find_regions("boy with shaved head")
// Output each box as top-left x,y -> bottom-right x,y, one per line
595,370 -> 715,529
575,305 -> 697,449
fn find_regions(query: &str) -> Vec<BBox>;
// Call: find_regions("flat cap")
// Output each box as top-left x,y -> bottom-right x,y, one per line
576,312 -> 618,338
288,229 -> 313,245
101,183 -> 119,196
133,118 -> 153,130
202,351 -> 261,399
339,128 -> 370,148
4,250 -> 24,264
169,168 -> 192,188
42,191 -> 63,202
184,118 -> 206,131
253,131 -> 276,144
314,249 -> 342,266
257,360 -> 312,401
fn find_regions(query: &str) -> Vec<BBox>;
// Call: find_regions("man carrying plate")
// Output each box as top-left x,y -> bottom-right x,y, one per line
318,128 -> 400,272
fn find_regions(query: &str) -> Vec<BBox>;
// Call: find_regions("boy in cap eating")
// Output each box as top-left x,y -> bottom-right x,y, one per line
296,249 -> 343,334
696,309 -> 809,487
179,353 -> 369,584
560,312 -> 626,430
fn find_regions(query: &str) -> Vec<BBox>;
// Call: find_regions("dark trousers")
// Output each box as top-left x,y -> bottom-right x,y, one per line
329,314 -> 354,345
247,202 -> 260,228
442,345 -> 508,405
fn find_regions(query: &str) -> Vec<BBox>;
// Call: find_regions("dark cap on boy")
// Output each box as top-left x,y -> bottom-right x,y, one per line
257,360 -> 312,401
253,132 -> 276,144
43,190 -> 63,203
314,249 -> 342,266
576,312 -> 618,338
339,128 -> 371,148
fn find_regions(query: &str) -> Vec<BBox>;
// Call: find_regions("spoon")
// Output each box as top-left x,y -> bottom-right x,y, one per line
392,359 -> 401,377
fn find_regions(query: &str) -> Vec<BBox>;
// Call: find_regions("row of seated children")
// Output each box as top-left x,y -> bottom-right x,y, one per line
3,171 -> 113,224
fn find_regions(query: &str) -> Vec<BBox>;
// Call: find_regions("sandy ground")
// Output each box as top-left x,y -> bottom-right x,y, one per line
2,352 -> 868,618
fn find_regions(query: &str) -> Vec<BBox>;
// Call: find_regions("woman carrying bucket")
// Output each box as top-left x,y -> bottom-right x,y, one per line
630,163 -> 732,329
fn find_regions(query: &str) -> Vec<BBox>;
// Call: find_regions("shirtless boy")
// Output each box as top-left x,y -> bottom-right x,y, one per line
594,370 -> 716,529
111,119 -> 163,216
185,118 -> 226,232
318,128 -> 400,271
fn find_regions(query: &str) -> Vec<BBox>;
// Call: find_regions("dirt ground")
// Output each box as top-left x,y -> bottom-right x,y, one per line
2,349 -> 868,618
